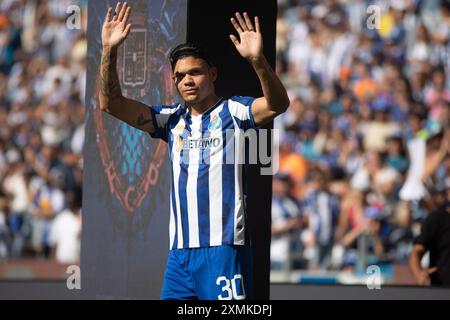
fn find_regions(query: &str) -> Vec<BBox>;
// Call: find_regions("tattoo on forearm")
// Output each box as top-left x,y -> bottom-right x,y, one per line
100,47 -> 122,101
137,113 -> 153,127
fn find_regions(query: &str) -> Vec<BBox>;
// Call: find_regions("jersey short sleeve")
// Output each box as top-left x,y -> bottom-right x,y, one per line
227,96 -> 257,131
148,104 -> 181,142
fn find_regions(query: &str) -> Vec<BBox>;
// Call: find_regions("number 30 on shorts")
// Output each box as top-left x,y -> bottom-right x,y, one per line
216,274 -> 246,300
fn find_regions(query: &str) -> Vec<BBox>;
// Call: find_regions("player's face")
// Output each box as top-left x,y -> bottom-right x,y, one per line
172,56 -> 217,105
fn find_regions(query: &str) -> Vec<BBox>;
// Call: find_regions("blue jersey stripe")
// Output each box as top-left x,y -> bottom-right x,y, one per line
197,114 -> 211,247
220,103 -> 235,244
178,116 -> 191,248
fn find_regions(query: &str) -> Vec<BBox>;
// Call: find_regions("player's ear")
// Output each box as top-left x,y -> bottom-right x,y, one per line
210,66 -> 217,82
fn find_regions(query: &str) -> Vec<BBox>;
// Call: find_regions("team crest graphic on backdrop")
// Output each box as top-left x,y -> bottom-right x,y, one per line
91,0 -> 184,233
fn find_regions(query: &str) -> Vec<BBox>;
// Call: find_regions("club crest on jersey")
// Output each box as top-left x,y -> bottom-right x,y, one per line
208,114 -> 222,132
175,135 -> 183,152
173,122 -> 185,135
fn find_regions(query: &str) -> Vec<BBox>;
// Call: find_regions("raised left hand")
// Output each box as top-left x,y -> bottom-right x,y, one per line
229,12 -> 263,62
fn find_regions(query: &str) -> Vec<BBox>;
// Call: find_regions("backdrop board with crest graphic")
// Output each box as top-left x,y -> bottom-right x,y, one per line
83,0 -> 275,299
82,0 -> 186,299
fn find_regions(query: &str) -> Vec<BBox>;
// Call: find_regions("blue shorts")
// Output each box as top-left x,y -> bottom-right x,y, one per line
161,245 -> 253,300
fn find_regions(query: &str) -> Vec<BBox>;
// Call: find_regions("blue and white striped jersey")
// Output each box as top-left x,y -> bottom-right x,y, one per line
149,96 -> 257,249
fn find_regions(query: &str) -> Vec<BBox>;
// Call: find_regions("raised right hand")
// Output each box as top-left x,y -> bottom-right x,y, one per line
101,2 -> 132,49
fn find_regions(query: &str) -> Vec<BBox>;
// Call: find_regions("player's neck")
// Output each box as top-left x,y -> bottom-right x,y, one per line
187,94 -> 220,116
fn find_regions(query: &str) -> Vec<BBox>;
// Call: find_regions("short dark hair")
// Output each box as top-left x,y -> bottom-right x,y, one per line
169,43 -> 214,70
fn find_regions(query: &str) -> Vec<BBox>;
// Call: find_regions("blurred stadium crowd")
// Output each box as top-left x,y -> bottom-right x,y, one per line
0,0 -> 449,284
271,0 -> 450,276
0,0 -> 86,263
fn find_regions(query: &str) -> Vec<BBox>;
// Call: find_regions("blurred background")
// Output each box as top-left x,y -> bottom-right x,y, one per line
0,0 -> 86,278
271,0 -> 449,285
0,0 -> 448,286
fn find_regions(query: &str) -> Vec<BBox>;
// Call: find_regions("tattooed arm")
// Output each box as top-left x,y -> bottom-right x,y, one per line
99,2 -> 155,133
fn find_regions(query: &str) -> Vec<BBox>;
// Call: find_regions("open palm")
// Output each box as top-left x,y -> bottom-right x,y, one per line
229,12 -> 263,61
102,2 -> 132,48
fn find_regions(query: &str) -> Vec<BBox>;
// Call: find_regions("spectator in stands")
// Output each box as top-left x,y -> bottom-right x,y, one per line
0,189 -> 9,259
409,188 -> 450,286
271,173 -> 304,271
302,168 -> 340,270
272,0 -> 449,282
50,188 -> 82,264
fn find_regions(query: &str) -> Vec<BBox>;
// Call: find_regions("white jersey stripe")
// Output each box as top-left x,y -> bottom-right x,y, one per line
186,117 -> 201,247
231,117 -> 246,245
169,190 -> 175,248
209,104 -> 224,246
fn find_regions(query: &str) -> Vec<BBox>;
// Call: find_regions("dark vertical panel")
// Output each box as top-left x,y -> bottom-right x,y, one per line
187,0 -> 277,299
